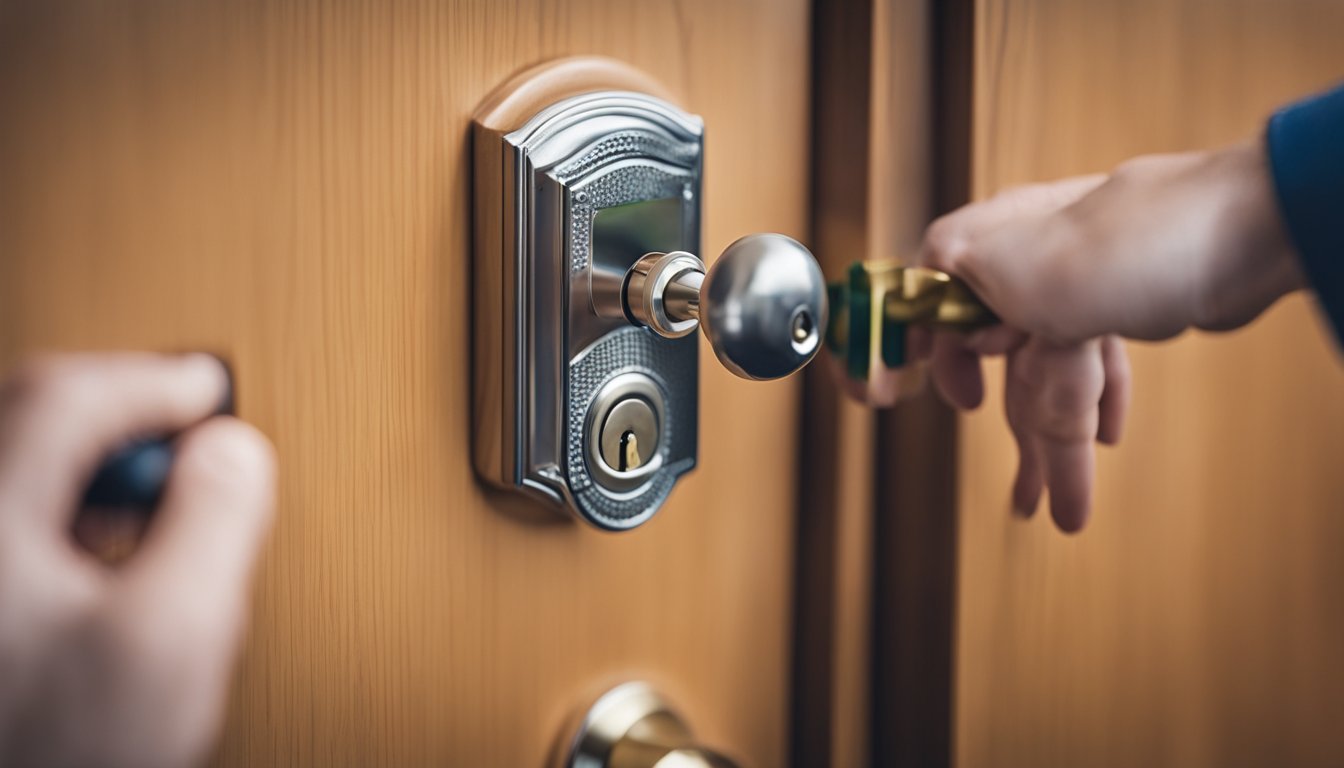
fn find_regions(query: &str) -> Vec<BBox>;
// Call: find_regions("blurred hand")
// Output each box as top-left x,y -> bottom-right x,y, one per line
876,140 -> 1301,531
0,353 -> 275,768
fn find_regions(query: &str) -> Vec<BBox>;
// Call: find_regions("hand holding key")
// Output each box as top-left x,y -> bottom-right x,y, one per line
834,140 -> 1302,532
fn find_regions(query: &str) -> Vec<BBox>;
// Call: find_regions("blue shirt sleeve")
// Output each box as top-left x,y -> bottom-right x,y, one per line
1265,82 -> 1344,343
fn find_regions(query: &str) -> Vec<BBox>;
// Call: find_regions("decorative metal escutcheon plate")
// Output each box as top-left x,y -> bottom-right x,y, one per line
472,60 -> 701,530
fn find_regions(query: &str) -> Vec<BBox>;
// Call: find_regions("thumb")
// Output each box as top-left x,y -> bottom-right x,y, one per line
116,417 -> 276,643
920,177 -> 1107,343
946,214 -> 1083,343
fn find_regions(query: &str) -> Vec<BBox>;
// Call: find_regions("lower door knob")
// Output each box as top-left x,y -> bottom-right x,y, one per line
558,682 -> 739,768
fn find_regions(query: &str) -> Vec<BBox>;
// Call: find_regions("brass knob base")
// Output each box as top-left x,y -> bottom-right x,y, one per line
556,682 -> 738,768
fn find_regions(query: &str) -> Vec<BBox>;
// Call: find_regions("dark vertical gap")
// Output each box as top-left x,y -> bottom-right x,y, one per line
869,0 -> 974,766
789,362 -> 841,768
791,0 -> 873,766
933,0 -> 975,215
870,401 -> 957,768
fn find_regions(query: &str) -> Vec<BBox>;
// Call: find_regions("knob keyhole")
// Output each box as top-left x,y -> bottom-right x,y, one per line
792,309 -> 814,342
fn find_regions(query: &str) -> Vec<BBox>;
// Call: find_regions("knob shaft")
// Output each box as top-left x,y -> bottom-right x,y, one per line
624,234 -> 828,381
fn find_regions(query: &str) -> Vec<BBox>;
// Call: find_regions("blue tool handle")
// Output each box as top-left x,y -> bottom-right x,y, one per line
80,356 -> 234,510
82,439 -> 176,508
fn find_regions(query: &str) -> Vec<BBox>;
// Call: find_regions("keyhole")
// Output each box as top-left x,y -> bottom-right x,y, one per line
792,309 -> 814,342
789,306 -> 819,356
619,430 -> 642,471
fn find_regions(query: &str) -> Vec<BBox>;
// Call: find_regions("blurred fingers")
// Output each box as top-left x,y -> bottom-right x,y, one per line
1013,437 -> 1045,517
73,509 -> 152,565
930,332 -> 985,410
1010,339 -> 1106,532
906,326 -> 934,362
823,349 -> 924,409
1097,335 -> 1131,445
0,354 -> 229,525
1039,436 -> 1095,533
1010,425 -> 1037,519
1003,357 -> 1043,516
964,325 -> 1027,356
116,417 -> 275,646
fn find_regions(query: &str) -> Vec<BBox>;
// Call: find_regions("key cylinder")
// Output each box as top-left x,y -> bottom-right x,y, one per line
600,398 -> 659,472
586,372 -> 667,494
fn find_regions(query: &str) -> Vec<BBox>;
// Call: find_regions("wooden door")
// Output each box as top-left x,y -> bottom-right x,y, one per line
950,1 -> 1344,766
0,3 -> 812,765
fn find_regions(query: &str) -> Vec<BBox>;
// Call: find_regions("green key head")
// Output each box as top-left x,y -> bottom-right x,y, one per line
826,260 -> 995,400
825,261 -> 916,381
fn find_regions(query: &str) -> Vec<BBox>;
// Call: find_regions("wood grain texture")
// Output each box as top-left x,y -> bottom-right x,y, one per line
0,2 -> 811,766
956,2 -> 1344,766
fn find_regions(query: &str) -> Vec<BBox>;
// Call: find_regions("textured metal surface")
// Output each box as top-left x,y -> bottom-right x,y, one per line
568,328 -> 696,530
568,165 -> 690,274
555,132 -> 700,182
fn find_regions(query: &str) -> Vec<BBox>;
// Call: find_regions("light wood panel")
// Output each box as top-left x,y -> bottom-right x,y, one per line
0,2 -> 811,765
956,2 -> 1344,766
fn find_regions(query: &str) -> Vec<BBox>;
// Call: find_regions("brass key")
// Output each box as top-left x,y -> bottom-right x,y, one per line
827,261 -> 997,380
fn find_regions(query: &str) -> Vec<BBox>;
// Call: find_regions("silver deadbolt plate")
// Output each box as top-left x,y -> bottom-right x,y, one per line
472,67 -> 701,530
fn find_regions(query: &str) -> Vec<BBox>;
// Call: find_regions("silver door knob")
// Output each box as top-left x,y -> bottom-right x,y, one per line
624,233 -> 828,380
